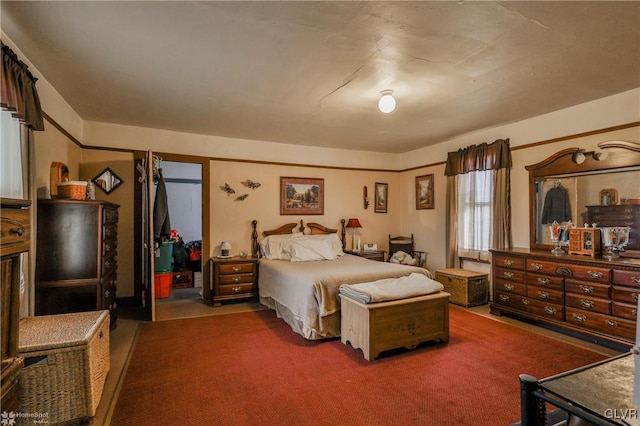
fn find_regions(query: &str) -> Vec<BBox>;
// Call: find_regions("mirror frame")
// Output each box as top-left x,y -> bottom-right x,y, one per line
92,167 -> 124,195
526,140 -> 640,251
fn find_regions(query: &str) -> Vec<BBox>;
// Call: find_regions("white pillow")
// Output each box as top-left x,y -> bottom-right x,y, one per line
283,238 -> 336,262
260,232 -> 303,259
306,233 -> 344,257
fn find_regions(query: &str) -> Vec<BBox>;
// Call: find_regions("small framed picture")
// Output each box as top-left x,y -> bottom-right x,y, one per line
280,177 -> 324,215
416,174 -> 434,210
374,182 -> 388,213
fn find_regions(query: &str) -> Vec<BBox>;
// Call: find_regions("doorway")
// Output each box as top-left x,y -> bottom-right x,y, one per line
154,160 -> 207,320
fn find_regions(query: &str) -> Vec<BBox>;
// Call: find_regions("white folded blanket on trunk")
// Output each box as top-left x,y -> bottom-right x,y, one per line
339,272 -> 444,304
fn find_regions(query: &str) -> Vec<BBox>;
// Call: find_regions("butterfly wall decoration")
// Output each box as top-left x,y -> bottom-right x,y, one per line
220,183 -> 235,195
241,180 -> 261,189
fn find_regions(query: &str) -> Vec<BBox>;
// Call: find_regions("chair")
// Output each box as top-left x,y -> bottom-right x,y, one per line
387,234 -> 426,267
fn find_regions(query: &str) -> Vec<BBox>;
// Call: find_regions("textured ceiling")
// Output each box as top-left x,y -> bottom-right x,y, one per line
2,1 -> 639,153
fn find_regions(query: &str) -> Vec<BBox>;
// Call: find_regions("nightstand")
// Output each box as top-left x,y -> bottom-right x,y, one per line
209,257 -> 259,306
345,249 -> 385,262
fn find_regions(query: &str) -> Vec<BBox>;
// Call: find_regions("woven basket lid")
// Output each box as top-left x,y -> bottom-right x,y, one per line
19,310 -> 109,353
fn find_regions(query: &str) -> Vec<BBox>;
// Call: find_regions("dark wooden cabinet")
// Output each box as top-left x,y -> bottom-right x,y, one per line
490,248 -> 640,347
1,198 -> 30,413
587,204 -> 640,255
35,199 -> 119,328
209,257 -> 258,306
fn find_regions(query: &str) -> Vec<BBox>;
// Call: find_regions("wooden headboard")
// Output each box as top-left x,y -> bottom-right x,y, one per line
251,219 -> 347,258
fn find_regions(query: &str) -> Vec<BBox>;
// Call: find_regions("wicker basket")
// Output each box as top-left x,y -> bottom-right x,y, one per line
18,311 -> 110,424
57,181 -> 87,200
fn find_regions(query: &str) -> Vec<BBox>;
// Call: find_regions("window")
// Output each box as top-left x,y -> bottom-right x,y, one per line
0,109 -> 24,199
457,169 -> 493,261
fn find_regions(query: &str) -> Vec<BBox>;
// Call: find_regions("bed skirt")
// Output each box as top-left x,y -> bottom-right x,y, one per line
260,296 -> 340,340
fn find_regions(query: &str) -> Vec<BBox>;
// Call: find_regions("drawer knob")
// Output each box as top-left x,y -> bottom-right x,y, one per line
537,291 -> 549,299
503,271 -> 514,279
233,286 -> 241,293
544,306 -> 557,315
232,266 -> 241,272
499,294 -> 510,302
606,319 -> 618,327
572,313 -> 587,322
633,294 -> 639,301
587,271 -> 603,279
503,283 -> 515,291
503,259 -> 515,267
631,277 -> 640,284
521,299 -> 531,305
580,299 -> 594,309
537,277 -> 550,286
233,277 -> 240,283
531,263 -> 543,271
11,226 -> 24,236
579,285 -> 594,294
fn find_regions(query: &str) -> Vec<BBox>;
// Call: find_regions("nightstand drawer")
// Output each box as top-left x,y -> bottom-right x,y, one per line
218,273 -> 254,285
219,263 -> 255,275
218,283 -> 255,296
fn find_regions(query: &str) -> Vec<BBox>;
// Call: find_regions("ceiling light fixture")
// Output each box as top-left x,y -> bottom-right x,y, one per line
378,90 -> 396,114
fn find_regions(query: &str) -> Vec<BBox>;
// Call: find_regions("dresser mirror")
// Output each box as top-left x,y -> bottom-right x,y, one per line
92,167 -> 123,194
526,140 -> 640,256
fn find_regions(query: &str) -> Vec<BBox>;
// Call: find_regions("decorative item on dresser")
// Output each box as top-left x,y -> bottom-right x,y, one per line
35,199 -> 119,329
490,248 -> 640,347
587,204 -> 640,258
209,256 -> 259,306
1,198 -> 30,413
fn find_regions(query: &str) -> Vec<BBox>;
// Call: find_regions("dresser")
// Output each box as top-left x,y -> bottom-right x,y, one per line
1,198 -> 30,413
35,199 -> 119,329
586,204 -> 640,255
490,248 -> 640,347
209,257 -> 258,306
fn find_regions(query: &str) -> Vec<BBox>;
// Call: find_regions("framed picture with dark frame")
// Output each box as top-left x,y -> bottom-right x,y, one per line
374,182 -> 388,213
416,174 -> 434,210
280,177 -> 324,215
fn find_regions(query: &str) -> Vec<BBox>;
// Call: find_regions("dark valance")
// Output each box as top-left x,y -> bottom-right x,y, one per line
1,41 -> 44,131
444,138 -> 512,176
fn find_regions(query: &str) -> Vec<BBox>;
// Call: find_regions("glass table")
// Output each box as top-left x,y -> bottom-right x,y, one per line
519,352 -> 638,426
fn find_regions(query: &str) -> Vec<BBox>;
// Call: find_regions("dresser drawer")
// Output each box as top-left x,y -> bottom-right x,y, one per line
218,273 -> 254,285
494,278 -> 525,295
218,263 -> 255,275
613,302 -> 638,321
613,269 -> 640,287
612,286 -> 640,305
1,207 -> 30,255
566,307 -> 635,341
494,255 -> 524,270
103,207 -> 119,224
527,260 -> 610,283
565,279 -> 610,299
526,286 -> 563,305
103,223 -> 117,240
565,293 -> 611,315
494,267 -> 525,283
526,272 -> 564,291
217,282 -> 256,296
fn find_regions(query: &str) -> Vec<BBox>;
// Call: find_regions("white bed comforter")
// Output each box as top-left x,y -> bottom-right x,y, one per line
258,254 -> 431,339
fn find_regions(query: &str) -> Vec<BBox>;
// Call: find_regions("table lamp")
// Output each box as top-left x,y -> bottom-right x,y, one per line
346,218 -> 362,251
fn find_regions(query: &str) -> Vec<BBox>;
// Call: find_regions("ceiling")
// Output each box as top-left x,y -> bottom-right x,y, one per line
2,1 -> 639,154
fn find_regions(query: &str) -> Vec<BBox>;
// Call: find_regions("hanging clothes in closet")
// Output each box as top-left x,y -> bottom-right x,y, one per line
153,167 -> 171,242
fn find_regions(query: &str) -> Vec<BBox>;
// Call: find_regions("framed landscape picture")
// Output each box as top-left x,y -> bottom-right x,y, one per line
280,177 -> 324,215
374,182 -> 388,213
416,174 -> 434,209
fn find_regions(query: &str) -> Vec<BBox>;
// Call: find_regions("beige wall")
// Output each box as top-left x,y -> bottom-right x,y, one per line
33,121 -> 82,198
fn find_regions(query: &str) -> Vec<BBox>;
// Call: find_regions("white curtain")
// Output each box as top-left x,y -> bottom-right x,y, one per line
0,109 -> 24,198
456,169 -> 493,262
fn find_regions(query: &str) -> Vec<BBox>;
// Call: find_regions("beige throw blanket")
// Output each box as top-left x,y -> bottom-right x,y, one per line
339,273 -> 444,304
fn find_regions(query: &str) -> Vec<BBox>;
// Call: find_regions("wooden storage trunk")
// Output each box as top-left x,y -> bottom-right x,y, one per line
18,311 -> 110,424
340,292 -> 450,361
435,268 -> 489,307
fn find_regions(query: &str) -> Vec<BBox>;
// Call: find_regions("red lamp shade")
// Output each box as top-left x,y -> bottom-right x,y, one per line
346,218 -> 362,229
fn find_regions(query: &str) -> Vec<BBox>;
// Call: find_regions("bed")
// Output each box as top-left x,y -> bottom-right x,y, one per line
251,219 -> 435,340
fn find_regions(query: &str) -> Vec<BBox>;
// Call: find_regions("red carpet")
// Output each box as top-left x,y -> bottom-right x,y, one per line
111,307 -> 608,425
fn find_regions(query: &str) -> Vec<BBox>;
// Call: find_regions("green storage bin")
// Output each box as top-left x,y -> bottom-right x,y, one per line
154,241 -> 174,273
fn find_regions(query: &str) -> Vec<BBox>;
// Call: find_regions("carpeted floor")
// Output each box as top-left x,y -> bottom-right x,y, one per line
111,307 -> 608,426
